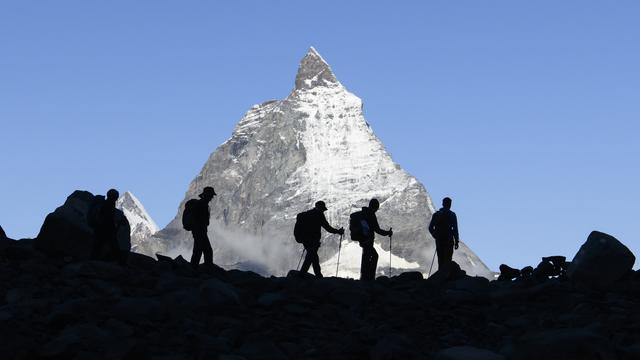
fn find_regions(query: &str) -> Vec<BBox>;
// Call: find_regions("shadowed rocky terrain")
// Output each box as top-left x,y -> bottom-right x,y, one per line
0,227 -> 638,359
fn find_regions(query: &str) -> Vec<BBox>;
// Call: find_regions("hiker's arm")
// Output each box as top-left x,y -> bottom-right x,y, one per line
452,213 -> 459,246
372,216 -> 391,236
320,214 -> 341,234
428,214 -> 437,237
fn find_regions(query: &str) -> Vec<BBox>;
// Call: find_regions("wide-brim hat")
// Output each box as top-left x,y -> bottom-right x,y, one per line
200,186 -> 217,197
315,201 -> 327,211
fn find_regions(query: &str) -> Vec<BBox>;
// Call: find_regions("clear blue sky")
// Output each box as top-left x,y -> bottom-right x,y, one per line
1,1 -> 639,271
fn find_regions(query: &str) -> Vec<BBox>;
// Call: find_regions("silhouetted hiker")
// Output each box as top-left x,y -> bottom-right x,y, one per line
294,201 -> 344,277
89,189 -> 123,263
351,198 -> 393,281
428,197 -> 459,276
182,186 -> 216,269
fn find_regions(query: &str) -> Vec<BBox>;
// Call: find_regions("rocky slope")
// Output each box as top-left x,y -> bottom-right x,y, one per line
152,48 -> 492,278
0,231 -> 638,359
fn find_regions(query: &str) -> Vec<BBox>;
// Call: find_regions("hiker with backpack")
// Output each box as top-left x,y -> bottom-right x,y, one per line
428,197 -> 459,276
183,186 -> 217,269
89,189 -> 123,263
350,198 -> 393,281
294,201 -> 344,278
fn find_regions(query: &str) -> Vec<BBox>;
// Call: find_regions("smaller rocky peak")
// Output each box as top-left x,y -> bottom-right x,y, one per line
116,191 -> 159,233
294,47 -> 340,90
116,191 -> 139,210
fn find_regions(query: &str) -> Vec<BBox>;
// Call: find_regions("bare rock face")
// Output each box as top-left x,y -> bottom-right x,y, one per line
567,230 -> 635,289
152,48 -> 492,277
35,190 -> 131,259
294,47 -> 339,90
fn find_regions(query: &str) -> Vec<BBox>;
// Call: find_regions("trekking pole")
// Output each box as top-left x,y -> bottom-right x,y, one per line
389,228 -> 393,277
296,248 -> 306,271
335,233 -> 343,277
427,248 -> 437,278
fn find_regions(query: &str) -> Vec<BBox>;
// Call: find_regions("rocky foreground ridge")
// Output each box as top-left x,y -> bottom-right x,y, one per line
0,227 -> 638,359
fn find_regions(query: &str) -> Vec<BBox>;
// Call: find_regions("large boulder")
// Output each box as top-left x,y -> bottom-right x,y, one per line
567,231 -> 635,289
35,190 -> 131,259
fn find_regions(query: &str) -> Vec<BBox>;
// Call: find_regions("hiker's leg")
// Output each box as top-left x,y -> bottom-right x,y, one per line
191,229 -> 204,267
360,247 -> 367,280
361,246 -> 374,281
436,239 -> 453,275
369,247 -> 379,280
310,248 -> 323,277
202,231 -> 213,265
300,245 -> 313,274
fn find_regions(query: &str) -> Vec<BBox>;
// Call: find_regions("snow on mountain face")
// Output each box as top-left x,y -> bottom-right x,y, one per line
116,192 -> 159,254
152,47 -> 493,278
322,240 -> 422,279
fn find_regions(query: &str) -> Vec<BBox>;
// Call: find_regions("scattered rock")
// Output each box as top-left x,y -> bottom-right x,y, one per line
568,231 -> 636,289
448,275 -> 490,293
127,252 -> 157,270
508,328 -> 615,360
435,346 -> 505,360
370,334 -> 419,360
112,297 -> 166,322
394,271 -> 423,282
498,264 -> 520,281
239,339 -> 286,360
200,278 -> 241,307
257,292 -> 286,307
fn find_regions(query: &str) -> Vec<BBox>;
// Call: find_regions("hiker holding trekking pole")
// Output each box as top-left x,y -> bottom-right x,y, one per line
293,201 -> 344,278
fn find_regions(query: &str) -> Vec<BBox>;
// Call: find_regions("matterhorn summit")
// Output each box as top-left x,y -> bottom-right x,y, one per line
152,48 -> 492,277
116,191 -> 159,254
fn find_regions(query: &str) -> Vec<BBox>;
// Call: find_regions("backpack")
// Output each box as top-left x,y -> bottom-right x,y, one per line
431,210 -> 453,239
293,210 -> 314,243
349,211 -> 370,242
182,199 -> 199,231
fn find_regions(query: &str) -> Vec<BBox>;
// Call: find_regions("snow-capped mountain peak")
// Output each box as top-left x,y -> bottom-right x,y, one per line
294,47 -> 340,90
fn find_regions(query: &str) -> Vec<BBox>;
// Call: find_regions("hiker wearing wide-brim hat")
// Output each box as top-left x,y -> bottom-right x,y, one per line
199,186 -> 217,199
183,186 -> 217,270
293,200 -> 344,278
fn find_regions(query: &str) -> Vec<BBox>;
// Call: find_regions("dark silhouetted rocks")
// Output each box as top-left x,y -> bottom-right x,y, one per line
0,227 -> 638,359
500,255 -> 569,283
505,328 -> 616,360
567,230 -> 636,289
0,225 -> 6,239
435,346 -> 505,360
497,264 -> 520,281
35,190 -> 131,260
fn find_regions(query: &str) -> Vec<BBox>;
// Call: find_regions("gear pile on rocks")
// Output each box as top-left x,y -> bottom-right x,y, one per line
0,228 -> 638,360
